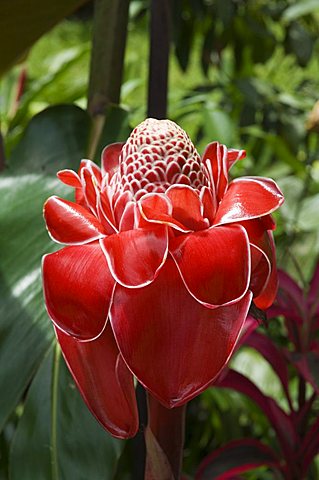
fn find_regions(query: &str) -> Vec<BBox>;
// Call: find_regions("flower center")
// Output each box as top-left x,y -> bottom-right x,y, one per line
111,118 -> 209,199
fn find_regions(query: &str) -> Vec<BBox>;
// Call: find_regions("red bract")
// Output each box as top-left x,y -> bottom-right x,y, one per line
42,118 -> 283,438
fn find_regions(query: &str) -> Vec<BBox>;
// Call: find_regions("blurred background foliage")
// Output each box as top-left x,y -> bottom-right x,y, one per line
0,0 -> 319,478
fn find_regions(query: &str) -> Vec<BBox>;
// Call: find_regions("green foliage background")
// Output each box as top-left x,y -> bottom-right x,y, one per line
1,0 -> 319,478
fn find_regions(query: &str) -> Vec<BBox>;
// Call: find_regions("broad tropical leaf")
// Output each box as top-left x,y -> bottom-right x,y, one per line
0,0 -> 90,76
10,346 -> 123,480
0,104 -> 130,475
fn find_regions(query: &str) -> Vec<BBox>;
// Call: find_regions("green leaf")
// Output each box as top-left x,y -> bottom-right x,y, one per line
9,46 -> 90,131
0,106 -> 89,432
10,349 -> 53,480
10,346 -> 123,480
282,0 -> 319,22
286,22 -> 314,67
9,105 -> 90,172
0,0 -> 90,76
297,194 -> 319,231
242,129 -> 304,174
203,108 -> 236,146
276,176 -> 304,230
0,104 -> 129,434
173,2 -> 195,72
232,348 -> 286,408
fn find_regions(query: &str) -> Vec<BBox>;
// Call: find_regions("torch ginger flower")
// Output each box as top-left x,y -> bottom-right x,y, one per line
42,119 -> 284,438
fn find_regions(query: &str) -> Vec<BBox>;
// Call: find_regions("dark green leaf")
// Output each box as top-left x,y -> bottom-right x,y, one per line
10,349 -> 53,479
0,104 -> 129,432
10,346 -> 123,480
172,2 -> 195,72
0,0 -> 90,76
9,105 -> 90,172
286,23 -> 314,67
0,106 -> 89,431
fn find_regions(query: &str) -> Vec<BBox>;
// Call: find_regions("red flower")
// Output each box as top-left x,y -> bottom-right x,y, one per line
42,119 -> 284,438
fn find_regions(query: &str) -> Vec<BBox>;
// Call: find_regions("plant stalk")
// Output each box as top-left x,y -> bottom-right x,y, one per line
147,0 -> 171,119
131,382 -> 148,479
146,394 -> 186,480
87,0 -> 130,157
141,2 -> 172,476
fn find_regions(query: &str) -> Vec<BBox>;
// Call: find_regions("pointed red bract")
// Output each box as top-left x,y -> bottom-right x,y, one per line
166,185 -> 208,230
250,244 -> 271,298
56,324 -> 138,438
101,142 -> 124,177
100,226 -> 168,287
200,186 -> 217,224
214,177 -> 284,225
114,190 -> 133,226
81,167 -> 99,214
202,142 -> 228,201
170,225 -> 250,307
253,233 -> 278,309
79,159 -> 102,184
110,259 -> 252,408
119,201 -> 136,231
97,187 -> 118,234
57,169 -> 82,188
227,148 -> 246,169
43,244 -> 114,340
44,196 -> 105,244
139,193 -> 189,232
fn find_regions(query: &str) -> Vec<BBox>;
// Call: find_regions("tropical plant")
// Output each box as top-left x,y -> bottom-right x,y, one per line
196,264 -> 319,479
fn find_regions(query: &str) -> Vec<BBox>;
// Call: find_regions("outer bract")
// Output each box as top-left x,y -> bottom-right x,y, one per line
42,118 -> 284,438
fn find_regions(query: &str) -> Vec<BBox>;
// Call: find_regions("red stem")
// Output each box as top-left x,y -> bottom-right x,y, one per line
146,393 -> 186,480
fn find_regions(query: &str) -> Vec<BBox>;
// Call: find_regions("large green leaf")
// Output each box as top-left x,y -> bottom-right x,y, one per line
10,105 -> 90,173
0,0 -> 89,76
0,105 -> 89,431
0,104 -> 130,474
10,346 -> 122,480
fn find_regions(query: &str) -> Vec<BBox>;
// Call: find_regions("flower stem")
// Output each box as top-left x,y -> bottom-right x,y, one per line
87,0 -> 130,157
145,393 -> 186,480
147,0 -> 171,119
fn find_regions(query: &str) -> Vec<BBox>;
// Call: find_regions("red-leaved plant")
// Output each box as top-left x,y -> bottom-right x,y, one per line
196,264 -> 319,480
